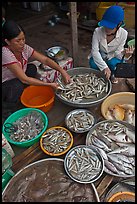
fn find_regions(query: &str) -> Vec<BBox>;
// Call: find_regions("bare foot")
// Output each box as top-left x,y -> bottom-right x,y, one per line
111,75 -> 118,84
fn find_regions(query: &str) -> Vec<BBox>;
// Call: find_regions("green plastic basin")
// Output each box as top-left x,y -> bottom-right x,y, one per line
2,108 -> 48,147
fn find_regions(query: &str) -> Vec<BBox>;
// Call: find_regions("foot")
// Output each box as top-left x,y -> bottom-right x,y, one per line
111,75 -> 118,84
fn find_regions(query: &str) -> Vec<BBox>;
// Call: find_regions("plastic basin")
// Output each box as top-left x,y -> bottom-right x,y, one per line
101,92 -> 135,120
2,108 -> 48,147
40,126 -> 73,156
21,85 -> 55,112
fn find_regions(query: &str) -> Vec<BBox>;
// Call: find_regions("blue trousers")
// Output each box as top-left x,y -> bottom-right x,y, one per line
89,57 -> 124,75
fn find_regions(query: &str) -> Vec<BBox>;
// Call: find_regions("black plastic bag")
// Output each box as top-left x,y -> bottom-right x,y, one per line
114,63 -> 135,78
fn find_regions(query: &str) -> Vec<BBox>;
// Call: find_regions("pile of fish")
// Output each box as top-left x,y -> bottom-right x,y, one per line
10,111 -> 44,142
105,104 -> 135,126
66,109 -> 95,133
64,146 -> 104,183
58,73 -> 109,103
41,127 -> 72,154
86,121 -> 135,177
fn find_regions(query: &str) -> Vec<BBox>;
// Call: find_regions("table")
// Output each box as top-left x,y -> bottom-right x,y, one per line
11,78 -> 134,201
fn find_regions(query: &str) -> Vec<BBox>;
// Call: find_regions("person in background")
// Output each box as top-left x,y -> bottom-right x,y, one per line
88,5 -> 135,83
2,20 -> 71,104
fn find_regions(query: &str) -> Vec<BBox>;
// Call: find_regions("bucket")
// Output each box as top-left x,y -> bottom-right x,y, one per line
21,86 -> 55,112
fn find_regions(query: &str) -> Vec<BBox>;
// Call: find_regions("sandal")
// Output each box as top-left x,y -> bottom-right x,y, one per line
111,75 -> 118,84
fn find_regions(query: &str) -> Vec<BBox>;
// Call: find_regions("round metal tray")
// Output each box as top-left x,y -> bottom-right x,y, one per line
2,158 -> 99,202
86,120 -> 135,178
56,67 -> 112,107
65,108 -> 96,133
64,145 -> 104,184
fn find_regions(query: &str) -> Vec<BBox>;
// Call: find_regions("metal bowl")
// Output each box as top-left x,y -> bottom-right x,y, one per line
86,120 -> 135,178
65,109 -> 95,133
56,67 -> 112,107
45,46 -> 69,61
64,145 -> 104,184
2,158 -> 99,202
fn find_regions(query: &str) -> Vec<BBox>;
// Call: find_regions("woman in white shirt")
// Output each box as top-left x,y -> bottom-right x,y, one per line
89,5 -> 134,83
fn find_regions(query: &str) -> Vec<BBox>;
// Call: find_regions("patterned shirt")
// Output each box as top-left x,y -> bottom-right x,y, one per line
2,44 -> 34,83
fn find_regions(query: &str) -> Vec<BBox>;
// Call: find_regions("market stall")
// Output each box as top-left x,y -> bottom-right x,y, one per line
2,77 -> 135,202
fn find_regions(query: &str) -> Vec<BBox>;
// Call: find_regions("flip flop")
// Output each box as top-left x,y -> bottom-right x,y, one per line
111,76 -> 118,84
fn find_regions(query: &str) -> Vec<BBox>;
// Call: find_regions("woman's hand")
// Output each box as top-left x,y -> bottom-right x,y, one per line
60,69 -> 71,84
124,45 -> 135,58
103,67 -> 111,80
49,82 -> 60,90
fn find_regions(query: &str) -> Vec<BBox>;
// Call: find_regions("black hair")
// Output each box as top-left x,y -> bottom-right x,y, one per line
2,20 -> 25,46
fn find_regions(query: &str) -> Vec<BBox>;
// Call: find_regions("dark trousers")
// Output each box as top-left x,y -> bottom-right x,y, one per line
2,64 -> 37,103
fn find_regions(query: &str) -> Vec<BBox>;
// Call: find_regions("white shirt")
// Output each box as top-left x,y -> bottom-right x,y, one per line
89,26 -> 128,71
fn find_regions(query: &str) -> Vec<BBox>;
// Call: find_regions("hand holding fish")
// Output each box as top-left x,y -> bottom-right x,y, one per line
60,69 -> 71,84
49,82 -> 61,90
103,67 -> 111,80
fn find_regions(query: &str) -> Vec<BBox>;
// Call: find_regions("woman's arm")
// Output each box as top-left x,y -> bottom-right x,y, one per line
91,28 -> 109,71
6,63 -> 60,89
31,50 -> 71,84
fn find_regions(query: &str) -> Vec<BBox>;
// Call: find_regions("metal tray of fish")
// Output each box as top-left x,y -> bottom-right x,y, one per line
56,67 -> 112,107
65,109 -> 96,133
64,145 -> 104,184
2,158 -> 99,202
86,120 -> 135,178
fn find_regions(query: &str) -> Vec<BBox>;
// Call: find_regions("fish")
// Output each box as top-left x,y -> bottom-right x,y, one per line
128,157 -> 135,167
105,110 -> 115,120
10,111 -> 44,142
104,160 -> 120,174
91,136 -> 111,152
132,113 -> 135,126
112,161 -> 134,175
119,104 -> 135,111
108,152 -> 134,167
107,154 -> 123,165
66,146 -> 103,182
96,131 -> 113,148
104,166 -> 125,176
110,104 -> 125,120
91,145 -> 108,160
113,142 -> 135,157
115,143 -> 135,156
106,103 -> 135,125
58,74 -> 108,103
124,109 -> 134,125
87,120 -> 135,177
66,110 -> 94,132
42,128 -> 72,154
125,128 -> 135,143
107,132 -> 133,143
